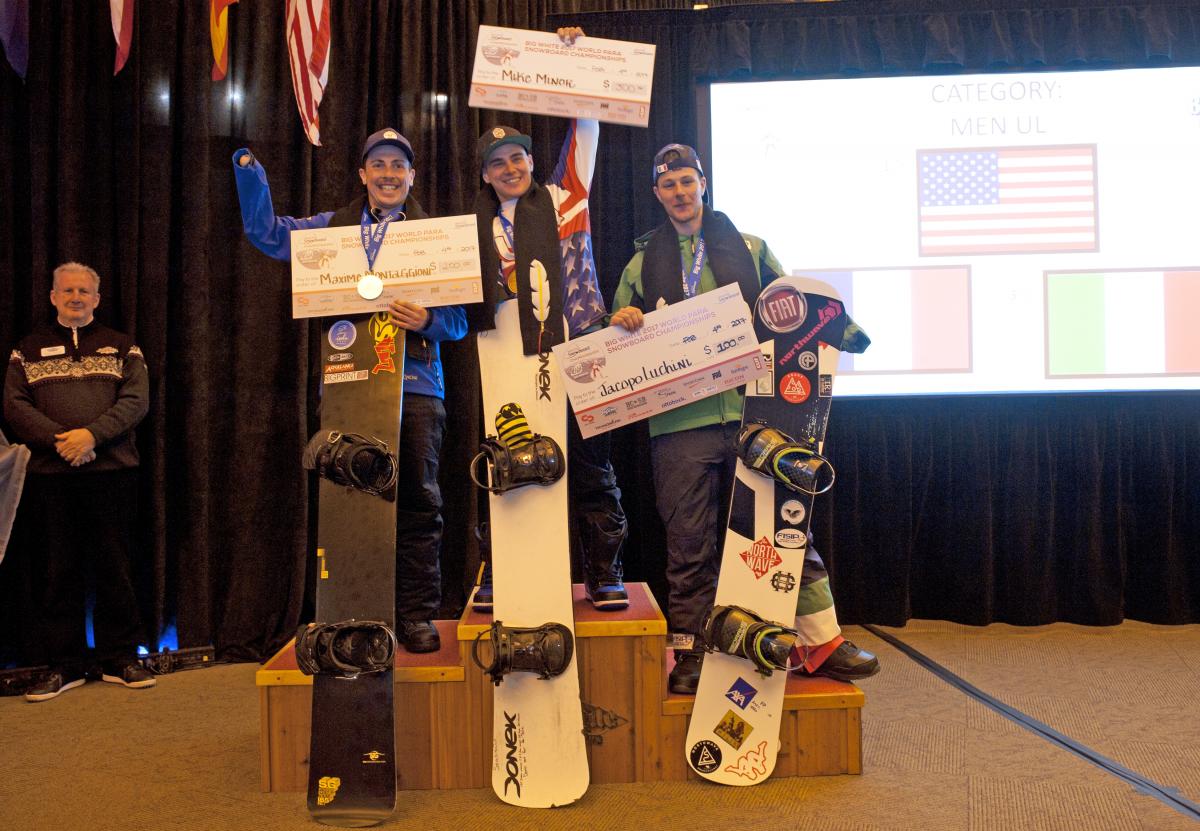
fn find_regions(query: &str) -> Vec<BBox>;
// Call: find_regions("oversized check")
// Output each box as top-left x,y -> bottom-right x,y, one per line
468,25 -> 655,127
289,215 -> 482,319
553,285 -> 768,438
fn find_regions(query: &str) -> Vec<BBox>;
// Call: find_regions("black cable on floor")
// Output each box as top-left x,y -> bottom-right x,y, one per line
862,623 -> 1200,822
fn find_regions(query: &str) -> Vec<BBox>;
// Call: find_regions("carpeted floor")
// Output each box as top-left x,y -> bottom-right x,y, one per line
2,620 -> 1198,831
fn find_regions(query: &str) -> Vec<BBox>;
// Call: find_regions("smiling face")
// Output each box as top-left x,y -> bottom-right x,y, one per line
653,166 -> 707,234
51,267 -> 101,327
482,143 -> 534,202
359,145 -> 415,213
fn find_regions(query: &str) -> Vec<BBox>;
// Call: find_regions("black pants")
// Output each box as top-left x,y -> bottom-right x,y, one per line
566,400 -> 625,565
395,394 -> 446,620
20,469 -> 145,669
651,424 -> 740,636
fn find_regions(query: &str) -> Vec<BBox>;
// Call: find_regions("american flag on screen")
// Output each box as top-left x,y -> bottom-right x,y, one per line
286,0 -> 331,146
917,145 -> 1098,256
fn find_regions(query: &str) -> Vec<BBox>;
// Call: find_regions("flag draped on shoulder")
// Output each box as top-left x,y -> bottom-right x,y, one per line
286,0 -> 331,146
0,0 -> 29,80
210,0 -> 238,81
110,0 -> 134,75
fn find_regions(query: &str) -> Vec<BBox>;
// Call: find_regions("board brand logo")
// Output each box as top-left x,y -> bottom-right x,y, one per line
739,537 -> 782,579
725,677 -> 758,710
756,285 -> 806,333
714,709 -> 753,750
724,740 -> 770,781
536,352 -> 552,401
503,711 -> 522,797
689,740 -> 722,773
780,500 -> 806,525
316,775 -> 341,805
779,372 -> 811,404
369,312 -> 398,375
361,750 -> 387,764
770,571 -> 797,593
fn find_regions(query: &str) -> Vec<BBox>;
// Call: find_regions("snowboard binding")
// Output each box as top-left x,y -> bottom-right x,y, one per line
735,421 -> 836,495
471,620 -> 575,686
469,402 -> 565,494
701,604 -> 800,676
302,429 -> 399,496
295,619 -> 398,678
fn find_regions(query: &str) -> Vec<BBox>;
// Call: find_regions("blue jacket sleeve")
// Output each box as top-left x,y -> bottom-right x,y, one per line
232,148 -> 334,261
420,305 -> 468,344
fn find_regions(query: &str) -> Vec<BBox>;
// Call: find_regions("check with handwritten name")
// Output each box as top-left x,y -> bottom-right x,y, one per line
289,215 -> 482,319
468,25 -> 656,127
553,285 -> 768,438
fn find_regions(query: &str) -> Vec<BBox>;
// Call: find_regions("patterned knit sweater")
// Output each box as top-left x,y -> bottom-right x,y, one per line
4,321 -> 148,474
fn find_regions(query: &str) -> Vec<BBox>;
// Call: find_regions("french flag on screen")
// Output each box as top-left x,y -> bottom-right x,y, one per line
917,145 -> 1098,256
1044,269 -> 1200,377
803,267 -> 972,374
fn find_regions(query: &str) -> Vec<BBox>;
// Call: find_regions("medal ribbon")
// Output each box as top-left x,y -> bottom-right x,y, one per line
360,205 -> 405,272
682,234 -> 706,299
497,210 -> 517,294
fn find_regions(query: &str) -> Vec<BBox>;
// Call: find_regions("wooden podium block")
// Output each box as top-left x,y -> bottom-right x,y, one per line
257,584 -> 862,792
256,619 -> 464,793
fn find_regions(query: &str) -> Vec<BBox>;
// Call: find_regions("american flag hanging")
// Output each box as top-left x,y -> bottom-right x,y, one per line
110,0 -> 134,75
210,0 -> 238,81
286,0 -> 331,146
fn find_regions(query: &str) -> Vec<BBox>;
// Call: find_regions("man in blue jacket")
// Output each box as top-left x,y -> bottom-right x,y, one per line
233,130 -> 467,653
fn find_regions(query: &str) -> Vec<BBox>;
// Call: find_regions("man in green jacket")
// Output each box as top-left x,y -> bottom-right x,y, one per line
610,144 -> 879,694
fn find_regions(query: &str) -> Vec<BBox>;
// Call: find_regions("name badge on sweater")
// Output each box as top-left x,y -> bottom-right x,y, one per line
41,346 -> 66,357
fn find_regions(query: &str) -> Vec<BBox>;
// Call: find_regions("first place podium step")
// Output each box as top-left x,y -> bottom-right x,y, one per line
257,583 -> 863,792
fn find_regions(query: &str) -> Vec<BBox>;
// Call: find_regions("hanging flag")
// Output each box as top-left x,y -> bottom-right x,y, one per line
286,0 -> 331,146
0,0 -> 29,79
210,0 -> 238,81
110,0 -> 134,75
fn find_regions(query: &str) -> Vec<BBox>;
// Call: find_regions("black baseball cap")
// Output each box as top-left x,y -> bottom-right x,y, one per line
361,128 -> 414,165
653,143 -> 704,183
477,126 -> 532,170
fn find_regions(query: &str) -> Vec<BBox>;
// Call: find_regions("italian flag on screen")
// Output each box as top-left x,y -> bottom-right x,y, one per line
1045,269 -> 1200,377
807,267 -> 972,374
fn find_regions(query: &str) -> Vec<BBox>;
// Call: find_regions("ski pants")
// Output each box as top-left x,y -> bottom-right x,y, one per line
566,400 -> 626,572
395,394 -> 446,621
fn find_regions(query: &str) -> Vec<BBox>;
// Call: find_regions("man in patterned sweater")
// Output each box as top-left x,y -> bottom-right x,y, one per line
4,262 -> 154,701
467,26 -> 628,610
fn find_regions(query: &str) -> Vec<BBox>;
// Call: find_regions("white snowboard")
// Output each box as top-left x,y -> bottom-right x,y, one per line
476,298 -> 589,807
685,277 -> 851,785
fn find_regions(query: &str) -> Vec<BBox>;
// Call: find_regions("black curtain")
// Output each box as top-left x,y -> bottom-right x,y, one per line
3,1 -> 1198,666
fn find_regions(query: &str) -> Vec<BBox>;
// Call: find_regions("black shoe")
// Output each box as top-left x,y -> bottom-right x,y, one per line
669,649 -> 704,695
101,661 -> 157,689
24,668 -> 87,702
584,565 -> 628,610
799,640 -> 880,682
397,620 -> 440,654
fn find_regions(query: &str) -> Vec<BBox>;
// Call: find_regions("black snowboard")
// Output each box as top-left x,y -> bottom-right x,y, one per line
307,313 -> 404,827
